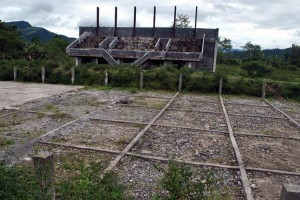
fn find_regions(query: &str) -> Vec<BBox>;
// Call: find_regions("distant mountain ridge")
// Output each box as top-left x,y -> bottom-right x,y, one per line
229,48 -> 291,58
5,21 -> 75,43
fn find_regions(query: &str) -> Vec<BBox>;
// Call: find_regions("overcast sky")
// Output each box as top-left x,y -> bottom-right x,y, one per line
1,0 -> 300,49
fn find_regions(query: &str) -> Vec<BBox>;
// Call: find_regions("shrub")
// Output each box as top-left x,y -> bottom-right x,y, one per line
56,159 -> 130,200
144,66 -> 178,90
241,61 -> 273,77
110,66 -> 140,87
0,162 -> 42,200
154,161 -> 231,200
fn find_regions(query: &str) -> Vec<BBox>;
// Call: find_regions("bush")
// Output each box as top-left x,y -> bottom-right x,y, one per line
185,72 -> 218,93
110,66 -> 140,88
154,161 -> 231,200
0,162 -> 42,200
144,66 -> 178,90
241,61 -> 273,77
57,159 -> 130,200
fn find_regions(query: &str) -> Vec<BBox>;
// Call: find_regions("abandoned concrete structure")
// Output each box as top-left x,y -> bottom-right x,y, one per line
66,6 -> 219,71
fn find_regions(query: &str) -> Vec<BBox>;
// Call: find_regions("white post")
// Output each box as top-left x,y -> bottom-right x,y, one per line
13,67 -> 17,81
219,77 -> 223,95
104,70 -> 108,86
262,81 -> 266,98
71,67 -> 75,85
42,67 -> 45,83
178,73 -> 182,92
140,71 -> 144,89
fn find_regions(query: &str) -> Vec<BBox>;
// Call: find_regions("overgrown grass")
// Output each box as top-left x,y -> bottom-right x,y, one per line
56,159 -> 130,200
153,161 -> 232,200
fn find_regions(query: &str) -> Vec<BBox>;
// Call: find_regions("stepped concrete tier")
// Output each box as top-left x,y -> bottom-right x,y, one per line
66,6 -> 219,71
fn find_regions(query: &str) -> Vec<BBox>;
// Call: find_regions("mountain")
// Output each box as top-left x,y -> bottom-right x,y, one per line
5,21 -> 75,43
228,48 -> 291,58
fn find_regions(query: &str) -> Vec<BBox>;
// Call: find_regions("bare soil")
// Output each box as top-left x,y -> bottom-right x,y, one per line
237,136 -> 300,172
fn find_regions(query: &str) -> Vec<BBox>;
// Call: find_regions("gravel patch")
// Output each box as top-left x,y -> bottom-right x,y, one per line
169,99 -> 223,113
92,105 -> 161,123
47,121 -> 142,151
248,172 -> 300,200
0,112 -> 73,140
237,136 -> 300,173
156,110 -> 227,131
132,126 -> 237,166
224,95 -> 268,106
226,104 -> 282,117
177,94 -> 220,102
115,156 -> 245,200
230,115 -> 300,137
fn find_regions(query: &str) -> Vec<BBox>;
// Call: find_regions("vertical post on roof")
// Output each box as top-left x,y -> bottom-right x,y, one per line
173,6 -> 176,37
133,6 -> 136,38
194,6 -> 198,38
96,7 -> 99,36
114,7 -> 118,37
153,6 -> 156,37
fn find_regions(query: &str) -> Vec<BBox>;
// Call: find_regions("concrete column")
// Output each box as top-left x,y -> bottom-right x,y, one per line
104,70 -> 108,86
262,81 -> 266,98
178,73 -> 182,92
41,67 -> 45,83
95,58 -> 99,65
71,67 -> 75,85
280,184 -> 300,200
13,67 -> 17,81
219,77 -> 223,95
75,57 -> 81,66
33,152 -> 55,200
187,62 -> 193,69
140,71 -> 144,89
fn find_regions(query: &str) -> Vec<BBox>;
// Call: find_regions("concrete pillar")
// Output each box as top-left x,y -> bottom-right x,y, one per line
117,59 -> 123,64
95,58 -> 98,65
33,152 -> 55,200
41,67 -> 45,83
262,81 -> 266,98
219,77 -> 223,95
13,67 -> 17,81
75,57 -> 81,66
187,62 -> 193,69
71,67 -> 75,85
140,71 -> 144,89
104,70 -> 108,86
178,73 -> 182,92
280,184 -> 300,200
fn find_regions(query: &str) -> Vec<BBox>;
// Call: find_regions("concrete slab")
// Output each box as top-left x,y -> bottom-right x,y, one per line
0,81 -> 83,109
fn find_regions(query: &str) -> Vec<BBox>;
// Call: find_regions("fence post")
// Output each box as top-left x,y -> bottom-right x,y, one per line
262,81 -> 266,98
41,67 -> 45,83
178,73 -> 183,92
71,67 -> 75,85
13,67 -> 17,81
219,77 -> 223,95
104,70 -> 108,86
140,71 -> 144,89
33,152 -> 55,200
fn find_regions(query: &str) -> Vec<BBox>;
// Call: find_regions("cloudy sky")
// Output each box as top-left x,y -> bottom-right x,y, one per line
1,0 -> 300,49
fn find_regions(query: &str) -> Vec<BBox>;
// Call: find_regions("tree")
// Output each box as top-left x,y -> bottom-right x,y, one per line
241,41 -> 262,61
217,37 -> 233,64
218,37 -> 232,52
173,14 -> 191,28
0,20 -> 25,60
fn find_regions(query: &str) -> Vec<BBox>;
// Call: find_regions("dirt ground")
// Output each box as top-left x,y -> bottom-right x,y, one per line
0,83 -> 299,200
